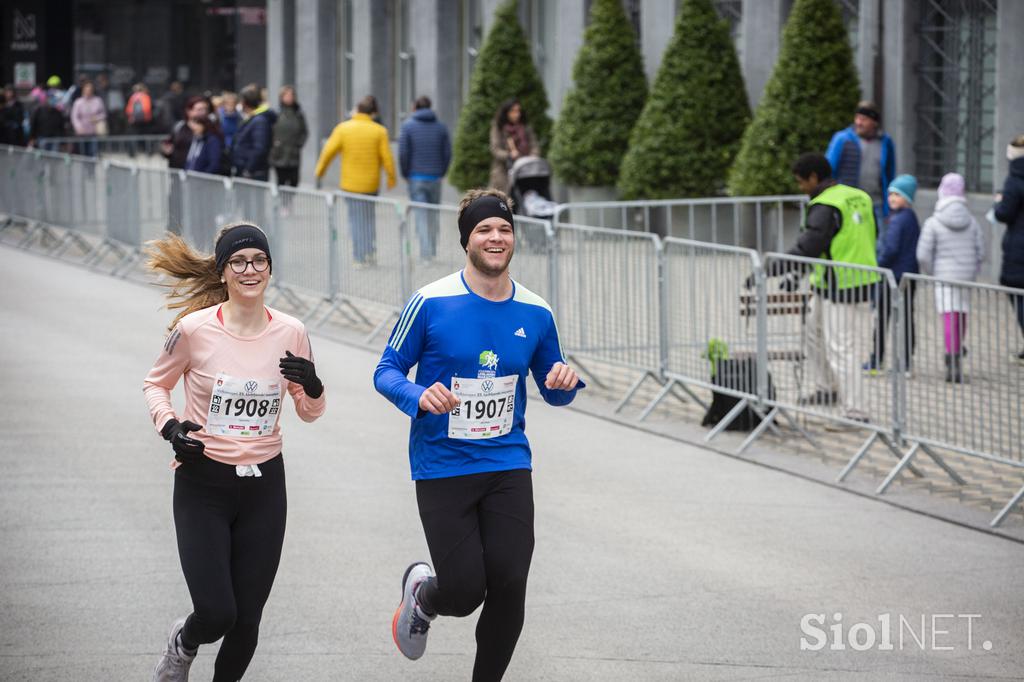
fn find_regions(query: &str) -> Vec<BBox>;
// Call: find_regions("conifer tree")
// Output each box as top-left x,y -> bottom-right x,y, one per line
449,0 -> 552,191
618,0 -> 750,199
549,0 -> 647,188
728,0 -> 860,195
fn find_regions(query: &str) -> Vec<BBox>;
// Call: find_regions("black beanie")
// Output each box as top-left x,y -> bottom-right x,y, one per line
457,195 -> 514,251
855,103 -> 880,123
215,224 -> 272,273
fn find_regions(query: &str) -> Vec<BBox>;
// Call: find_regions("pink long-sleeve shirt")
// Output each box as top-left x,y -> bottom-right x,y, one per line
70,95 -> 106,135
144,305 -> 326,466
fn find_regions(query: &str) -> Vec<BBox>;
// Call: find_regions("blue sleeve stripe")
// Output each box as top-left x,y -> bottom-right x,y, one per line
551,315 -> 566,360
388,293 -> 422,347
391,294 -> 427,351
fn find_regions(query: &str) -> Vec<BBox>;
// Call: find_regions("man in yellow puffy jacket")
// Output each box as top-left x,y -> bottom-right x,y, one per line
315,95 -> 396,265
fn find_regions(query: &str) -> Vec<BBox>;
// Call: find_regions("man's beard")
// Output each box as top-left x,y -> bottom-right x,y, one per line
468,243 -> 514,277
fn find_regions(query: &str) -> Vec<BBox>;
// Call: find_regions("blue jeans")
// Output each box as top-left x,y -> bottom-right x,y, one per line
408,178 -> 442,259
347,193 -> 377,262
76,139 -> 98,157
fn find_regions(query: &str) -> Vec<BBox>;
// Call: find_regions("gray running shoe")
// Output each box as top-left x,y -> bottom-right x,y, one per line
392,562 -> 436,660
152,617 -> 196,682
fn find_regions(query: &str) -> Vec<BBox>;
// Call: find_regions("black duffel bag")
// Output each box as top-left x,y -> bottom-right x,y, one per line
700,355 -> 775,432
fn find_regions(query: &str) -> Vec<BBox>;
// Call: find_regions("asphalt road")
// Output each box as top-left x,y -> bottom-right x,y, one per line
1,246 -> 1023,681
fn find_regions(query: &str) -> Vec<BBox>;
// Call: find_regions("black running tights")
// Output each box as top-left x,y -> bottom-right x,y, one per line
414,469 -> 535,682
173,454 -> 287,682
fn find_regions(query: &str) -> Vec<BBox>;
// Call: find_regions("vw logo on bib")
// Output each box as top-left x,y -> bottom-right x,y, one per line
244,380 -> 258,394
482,380 -> 494,393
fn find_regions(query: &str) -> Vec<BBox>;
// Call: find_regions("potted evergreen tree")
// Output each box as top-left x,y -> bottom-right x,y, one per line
617,0 -> 748,201
617,0 -> 749,236
728,0 -> 860,197
449,0 -> 552,192
549,0 -> 647,211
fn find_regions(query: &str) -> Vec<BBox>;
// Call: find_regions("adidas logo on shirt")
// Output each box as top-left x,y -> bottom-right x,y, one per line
514,327 -> 526,338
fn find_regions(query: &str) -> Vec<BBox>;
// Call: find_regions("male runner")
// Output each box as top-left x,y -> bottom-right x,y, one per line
374,188 -> 582,681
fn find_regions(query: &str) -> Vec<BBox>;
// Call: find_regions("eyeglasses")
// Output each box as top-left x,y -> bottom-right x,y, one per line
227,256 -> 270,273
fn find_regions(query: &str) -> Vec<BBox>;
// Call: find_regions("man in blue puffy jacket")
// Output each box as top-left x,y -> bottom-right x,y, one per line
399,96 -> 451,262
826,101 -> 896,229
231,84 -> 276,182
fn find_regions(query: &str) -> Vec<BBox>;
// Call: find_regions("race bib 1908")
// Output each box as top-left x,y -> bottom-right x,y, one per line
448,375 -> 518,440
206,373 -> 282,438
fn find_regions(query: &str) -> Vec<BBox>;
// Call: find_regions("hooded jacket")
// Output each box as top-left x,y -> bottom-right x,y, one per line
917,196 -> 984,313
995,157 -> 1024,288
315,112 -> 396,194
269,104 -> 308,169
232,105 -> 277,178
184,131 -> 224,175
876,206 -> 919,282
398,108 -> 451,180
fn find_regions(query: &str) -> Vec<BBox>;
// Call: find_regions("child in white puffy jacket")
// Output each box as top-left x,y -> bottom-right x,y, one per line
916,172 -> 985,382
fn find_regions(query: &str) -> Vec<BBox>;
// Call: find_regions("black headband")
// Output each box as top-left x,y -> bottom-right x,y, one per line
215,224 -> 272,272
458,195 -> 514,251
856,105 -> 880,122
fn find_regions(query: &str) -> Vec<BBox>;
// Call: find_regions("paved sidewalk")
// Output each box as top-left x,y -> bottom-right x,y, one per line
1,246 -> 1023,681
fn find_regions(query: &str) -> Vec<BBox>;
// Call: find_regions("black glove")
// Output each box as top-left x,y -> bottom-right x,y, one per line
279,350 -> 323,398
780,272 -> 802,292
161,418 -> 205,464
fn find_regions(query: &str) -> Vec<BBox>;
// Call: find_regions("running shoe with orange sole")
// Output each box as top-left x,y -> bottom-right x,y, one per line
392,562 -> 436,660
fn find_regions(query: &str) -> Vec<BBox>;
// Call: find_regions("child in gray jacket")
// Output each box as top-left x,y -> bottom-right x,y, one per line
916,172 -> 985,382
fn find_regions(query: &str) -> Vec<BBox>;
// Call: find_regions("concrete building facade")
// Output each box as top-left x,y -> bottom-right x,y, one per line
267,0 -> 1024,195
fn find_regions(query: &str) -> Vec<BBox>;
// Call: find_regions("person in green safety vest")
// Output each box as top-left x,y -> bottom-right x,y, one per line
763,153 -> 881,429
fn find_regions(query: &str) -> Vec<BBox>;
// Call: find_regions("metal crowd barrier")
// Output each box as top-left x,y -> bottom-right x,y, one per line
273,185 -> 335,305
656,239 -> 811,449
553,195 -> 809,252
895,273 -> 1024,526
1,148 -> 105,259
34,135 -> 168,158
755,253 -> 939,482
553,223 -> 662,390
2,144 -> 1023,527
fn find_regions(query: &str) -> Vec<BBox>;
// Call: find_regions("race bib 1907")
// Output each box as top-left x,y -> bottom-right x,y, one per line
206,373 -> 282,438
448,375 -> 518,440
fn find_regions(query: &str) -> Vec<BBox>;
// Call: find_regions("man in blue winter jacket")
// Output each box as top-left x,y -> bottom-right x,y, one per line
826,101 -> 896,228
399,96 -> 452,261
232,84 -> 276,182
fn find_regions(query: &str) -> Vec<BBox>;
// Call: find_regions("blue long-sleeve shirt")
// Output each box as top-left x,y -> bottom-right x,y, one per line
374,271 -> 583,480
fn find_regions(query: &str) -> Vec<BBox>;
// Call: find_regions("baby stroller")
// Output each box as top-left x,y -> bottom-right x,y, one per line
507,156 -> 556,252
508,156 -> 557,220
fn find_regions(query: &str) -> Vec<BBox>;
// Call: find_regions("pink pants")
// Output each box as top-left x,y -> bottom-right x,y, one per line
942,312 -> 967,354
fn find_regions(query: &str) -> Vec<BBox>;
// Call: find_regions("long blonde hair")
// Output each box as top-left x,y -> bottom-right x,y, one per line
145,223 -> 247,330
